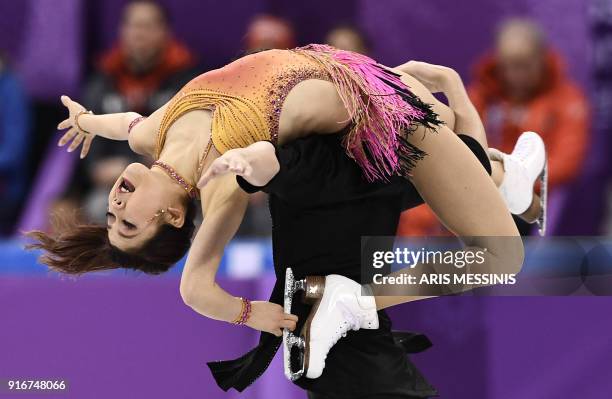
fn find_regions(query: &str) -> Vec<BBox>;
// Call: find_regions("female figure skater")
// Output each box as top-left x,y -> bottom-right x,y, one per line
28,46 -> 541,380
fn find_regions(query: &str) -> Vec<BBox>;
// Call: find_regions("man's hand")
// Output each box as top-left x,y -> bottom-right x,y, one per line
246,301 -> 298,337
198,141 -> 280,188
395,61 -> 462,94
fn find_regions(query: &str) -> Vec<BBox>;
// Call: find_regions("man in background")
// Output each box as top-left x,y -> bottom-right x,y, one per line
244,14 -> 296,52
86,0 -> 196,115
325,24 -> 370,55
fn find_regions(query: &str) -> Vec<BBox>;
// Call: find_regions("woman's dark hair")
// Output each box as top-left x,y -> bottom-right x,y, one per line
25,202 -> 197,275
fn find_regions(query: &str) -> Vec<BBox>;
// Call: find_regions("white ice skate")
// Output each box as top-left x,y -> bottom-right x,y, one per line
283,268 -> 378,381
489,131 -> 548,236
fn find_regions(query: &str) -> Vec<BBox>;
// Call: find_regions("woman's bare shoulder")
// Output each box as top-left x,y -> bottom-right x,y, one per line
128,102 -> 170,157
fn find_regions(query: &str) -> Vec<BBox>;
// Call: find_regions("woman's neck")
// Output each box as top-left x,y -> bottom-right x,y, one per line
157,138 -> 201,187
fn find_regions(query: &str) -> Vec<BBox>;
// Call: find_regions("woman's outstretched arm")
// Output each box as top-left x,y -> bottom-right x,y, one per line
56,95 -> 166,158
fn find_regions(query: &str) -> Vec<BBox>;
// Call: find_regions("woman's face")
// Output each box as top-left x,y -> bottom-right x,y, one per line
106,163 -> 172,252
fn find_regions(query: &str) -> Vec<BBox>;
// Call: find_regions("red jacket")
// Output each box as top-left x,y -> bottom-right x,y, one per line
98,39 -> 195,112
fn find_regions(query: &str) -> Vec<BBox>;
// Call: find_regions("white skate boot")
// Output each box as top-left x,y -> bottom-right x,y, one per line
282,268 -> 378,381
489,131 -> 548,236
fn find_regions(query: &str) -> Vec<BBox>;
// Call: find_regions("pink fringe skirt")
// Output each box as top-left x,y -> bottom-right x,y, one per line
295,44 -> 442,182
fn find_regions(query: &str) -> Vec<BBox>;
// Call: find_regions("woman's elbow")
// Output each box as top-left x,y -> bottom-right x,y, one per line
179,280 -> 210,310
179,281 -> 198,308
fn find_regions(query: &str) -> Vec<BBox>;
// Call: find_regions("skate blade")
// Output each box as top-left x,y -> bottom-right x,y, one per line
283,269 -> 327,381
283,268 -> 306,381
537,159 -> 548,236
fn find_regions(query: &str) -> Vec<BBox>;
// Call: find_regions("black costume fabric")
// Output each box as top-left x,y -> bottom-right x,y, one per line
207,134 -> 491,398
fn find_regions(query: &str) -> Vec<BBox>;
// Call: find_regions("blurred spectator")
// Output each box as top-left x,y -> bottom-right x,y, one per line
325,24 -> 370,54
244,14 -> 296,52
86,0 -> 196,115
469,18 -> 590,189
0,53 -> 30,236
398,19 -> 590,237
80,0 -> 197,223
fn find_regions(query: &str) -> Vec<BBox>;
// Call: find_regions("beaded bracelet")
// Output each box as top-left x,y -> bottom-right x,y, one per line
232,297 -> 252,325
128,115 -> 147,135
75,110 -> 94,135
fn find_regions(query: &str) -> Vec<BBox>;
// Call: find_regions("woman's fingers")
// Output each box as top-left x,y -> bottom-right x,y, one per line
57,118 -> 72,130
197,168 -> 215,188
284,313 -> 298,322
61,95 -> 86,115
80,135 -> 94,159
240,164 -> 253,179
212,158 -> 230,174
197,152 -> 253,188
277,312 -> 298,332
272,328 -> 283,337
67,134 -> 85,152
58,128 -> 78,147
197,158 -> 229,188
228,158 -> 247,174
60,95 -> 72,107
280,319 -> 297,332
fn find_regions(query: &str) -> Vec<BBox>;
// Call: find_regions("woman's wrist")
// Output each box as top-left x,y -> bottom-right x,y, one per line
75,110 -> 93,132
243,141 -> 280,187
231,297 -> 252,326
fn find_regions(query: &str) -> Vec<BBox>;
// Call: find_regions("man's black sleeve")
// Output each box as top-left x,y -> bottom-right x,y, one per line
236,135 -> 351,206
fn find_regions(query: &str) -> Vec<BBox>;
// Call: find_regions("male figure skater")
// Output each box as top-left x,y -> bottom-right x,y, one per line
206,63 -> 542,398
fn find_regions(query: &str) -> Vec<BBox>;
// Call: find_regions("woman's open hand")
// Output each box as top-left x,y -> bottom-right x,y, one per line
246,301 -> 298,337
198,142 -> 279,189
57,95 -> 96,159
198,149 -> 253,188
